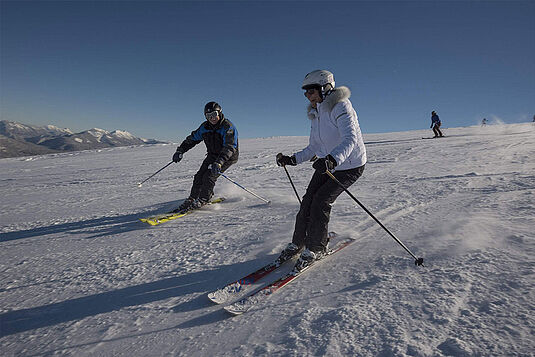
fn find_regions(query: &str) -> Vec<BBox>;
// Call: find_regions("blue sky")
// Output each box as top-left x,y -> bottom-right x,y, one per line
1,1 -> 534,141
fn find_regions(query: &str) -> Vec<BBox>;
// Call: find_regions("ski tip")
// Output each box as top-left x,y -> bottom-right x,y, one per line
223,305 -> 246,316
207,297 -> 219,304
207,292 -> 225,305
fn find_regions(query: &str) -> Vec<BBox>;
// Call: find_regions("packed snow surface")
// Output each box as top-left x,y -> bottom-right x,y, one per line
1,124 -> 534,356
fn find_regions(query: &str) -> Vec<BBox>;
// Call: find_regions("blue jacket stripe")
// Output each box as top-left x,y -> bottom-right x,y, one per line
192,126 -> 209,141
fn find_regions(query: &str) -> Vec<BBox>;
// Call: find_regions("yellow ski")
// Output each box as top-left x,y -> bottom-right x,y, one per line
139,197 -> 225,226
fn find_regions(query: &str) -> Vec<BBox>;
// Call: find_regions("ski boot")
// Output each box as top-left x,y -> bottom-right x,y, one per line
276,243 -> 302,264
190,198 -> 209,210
293,247 -> 327,273
172,197 -> 196,213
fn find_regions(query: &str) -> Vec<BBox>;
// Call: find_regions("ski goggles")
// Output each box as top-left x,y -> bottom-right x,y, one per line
205,110 -> 220,120
303,87 -> 320,97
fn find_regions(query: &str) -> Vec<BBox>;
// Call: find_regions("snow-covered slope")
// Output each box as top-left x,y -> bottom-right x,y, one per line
1,124 -> 534,356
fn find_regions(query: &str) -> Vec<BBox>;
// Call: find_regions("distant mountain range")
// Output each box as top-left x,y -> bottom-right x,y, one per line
0,120 -> 167,158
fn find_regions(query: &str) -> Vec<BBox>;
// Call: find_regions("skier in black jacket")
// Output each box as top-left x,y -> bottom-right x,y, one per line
430,111 -> 444,137
172,101 -> 239,212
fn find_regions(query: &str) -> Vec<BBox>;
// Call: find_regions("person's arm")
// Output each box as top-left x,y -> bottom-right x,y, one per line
177,123 -> 205,153
328,101 -> 359,166
214,122 -> 238,165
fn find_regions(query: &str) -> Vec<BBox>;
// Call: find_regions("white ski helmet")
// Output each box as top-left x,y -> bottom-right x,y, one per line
302,70 -> 335,90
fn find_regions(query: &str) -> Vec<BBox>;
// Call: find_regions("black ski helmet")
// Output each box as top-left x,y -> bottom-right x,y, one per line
204,101 -> 222,114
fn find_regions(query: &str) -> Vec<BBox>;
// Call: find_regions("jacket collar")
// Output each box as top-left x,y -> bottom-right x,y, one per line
306,86 -> 351,119
205,115 -> 225,129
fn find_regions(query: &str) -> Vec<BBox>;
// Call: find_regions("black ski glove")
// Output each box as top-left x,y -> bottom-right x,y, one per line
313,154 -> 337,172
276,153 -> 297,167
173,148 -> 184,163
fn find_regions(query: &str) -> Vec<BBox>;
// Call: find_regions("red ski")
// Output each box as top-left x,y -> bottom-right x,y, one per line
208,232 -> 338,304
224,236 -> 356,315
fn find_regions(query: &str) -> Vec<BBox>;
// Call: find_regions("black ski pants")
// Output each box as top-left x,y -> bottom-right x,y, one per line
432,123 -> 443,137
189,153 -> 238,201
292,165 -> 365,253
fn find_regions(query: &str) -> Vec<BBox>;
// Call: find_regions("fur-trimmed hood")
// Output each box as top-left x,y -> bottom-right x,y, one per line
307,86 -> 351,119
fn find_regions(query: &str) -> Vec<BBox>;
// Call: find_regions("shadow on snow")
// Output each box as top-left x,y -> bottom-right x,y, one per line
0,255 -> 273,337
0,201 -> 178,242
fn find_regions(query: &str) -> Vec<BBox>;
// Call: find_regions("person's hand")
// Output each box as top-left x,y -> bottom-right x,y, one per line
276,153 -> 296,167
172,149 -> 184,163
209,162 -> 222,175
430,125 -> 433,128
312,155 -> 337,171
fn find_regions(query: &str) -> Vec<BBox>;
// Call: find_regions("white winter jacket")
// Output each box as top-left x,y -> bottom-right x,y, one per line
293,86 -> 367,171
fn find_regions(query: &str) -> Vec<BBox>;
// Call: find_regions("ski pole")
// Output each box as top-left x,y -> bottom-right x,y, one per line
325,170 -> 424,266
137,161 -> 173,187
282,166 -> 301,204
219,172 -> 271,204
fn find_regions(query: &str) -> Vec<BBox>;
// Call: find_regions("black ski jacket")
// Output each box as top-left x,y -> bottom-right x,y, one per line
178,116 -> 239,166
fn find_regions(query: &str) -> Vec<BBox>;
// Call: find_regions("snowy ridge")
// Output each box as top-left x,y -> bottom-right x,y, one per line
44,125 -> 73,135
110,129 -> 136,139
0,120 -> 167,158
0,120 -> 72,138
86,128 -> 107,141
0,123 -> 534,356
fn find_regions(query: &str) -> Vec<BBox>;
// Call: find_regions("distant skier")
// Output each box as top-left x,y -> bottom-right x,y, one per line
276,70 -> 367,271
430,111 -> 444,137
171,101 -> 239,212
481,118 -> 487,126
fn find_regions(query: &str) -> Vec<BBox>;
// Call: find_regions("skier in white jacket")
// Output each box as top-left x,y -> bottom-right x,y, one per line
276,70 -> 367,271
